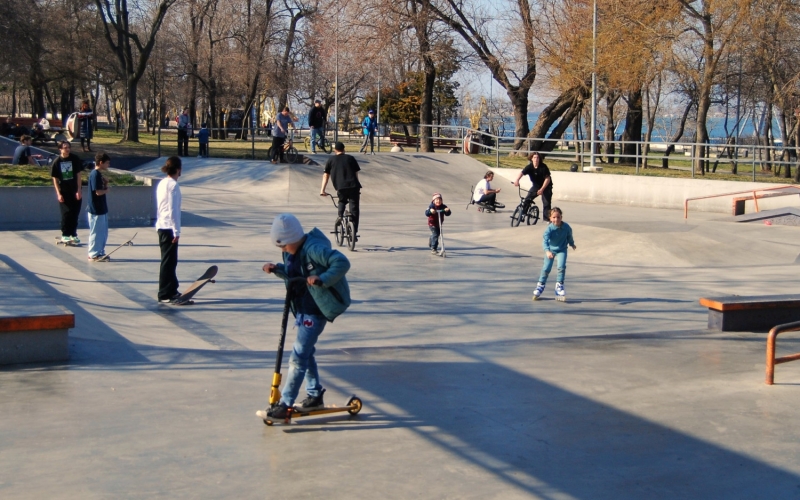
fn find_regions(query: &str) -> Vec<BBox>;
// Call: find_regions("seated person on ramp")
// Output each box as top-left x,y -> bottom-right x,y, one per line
261,213 -> 352,419
473,170 -> 504,212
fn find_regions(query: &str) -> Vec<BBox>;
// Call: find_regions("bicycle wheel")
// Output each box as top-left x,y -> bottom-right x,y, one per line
528,205 -> 540,225
320,138 -> 332,154
303,137 -> 312,152
285,147 -> 299,164
346,220 -> 356,251
334,218 -> 345,246
510,206 -> 523,227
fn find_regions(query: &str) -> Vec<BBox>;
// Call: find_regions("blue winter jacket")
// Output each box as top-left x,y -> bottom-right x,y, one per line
362,116 -> 377,135
542,222 -> 575,253
273,228 -> 351,321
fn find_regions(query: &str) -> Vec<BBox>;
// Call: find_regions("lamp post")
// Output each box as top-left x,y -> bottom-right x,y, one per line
333,0 -> 339,143
585,0 -> 603,172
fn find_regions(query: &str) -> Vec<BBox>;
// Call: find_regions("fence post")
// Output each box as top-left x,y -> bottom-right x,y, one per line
753,146 -> 757,182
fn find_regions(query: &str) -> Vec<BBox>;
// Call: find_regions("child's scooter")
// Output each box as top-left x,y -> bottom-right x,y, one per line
436,209 -> 447,258
257,276 -> 362,426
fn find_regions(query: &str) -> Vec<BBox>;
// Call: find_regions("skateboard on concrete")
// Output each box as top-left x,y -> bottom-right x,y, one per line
55,236 -> 80,247
172,265 -> 218,306
97,232 -> 137,261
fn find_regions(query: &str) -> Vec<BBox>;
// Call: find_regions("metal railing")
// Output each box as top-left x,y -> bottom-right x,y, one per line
766,321 -> 800,385
683,185 -> 800,219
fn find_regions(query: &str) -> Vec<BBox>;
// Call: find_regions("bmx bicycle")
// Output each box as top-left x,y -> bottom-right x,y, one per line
322,193 -> 357,251
304,127 -> 332,153
509,185 -> 540,226
268,130 -> 299,163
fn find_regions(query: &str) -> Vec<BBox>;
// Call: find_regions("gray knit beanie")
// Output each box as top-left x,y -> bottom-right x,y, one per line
270,214 -> 305,246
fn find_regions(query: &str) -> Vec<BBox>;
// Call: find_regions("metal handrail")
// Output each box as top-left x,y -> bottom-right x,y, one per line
766,320 -> 800,385
683,185 -> 800,219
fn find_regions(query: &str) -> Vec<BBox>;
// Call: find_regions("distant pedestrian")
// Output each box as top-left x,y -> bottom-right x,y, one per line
177,108 -> 191,157
359,109 -> 377,155
51,141 -> 84,244
12,135 -> 36,165
532,207 -> 576,302
425,193 -> 451,254
156,156 -> 183,303
198,123 -> 210,158
77,100 -> 94,152
271,107 -> 295,164
308,100 -> 327,153
87,152 -> 111,261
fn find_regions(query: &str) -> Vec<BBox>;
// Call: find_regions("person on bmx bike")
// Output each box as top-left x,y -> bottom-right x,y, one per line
320,141 -> 362,242
513,151 -> 553,222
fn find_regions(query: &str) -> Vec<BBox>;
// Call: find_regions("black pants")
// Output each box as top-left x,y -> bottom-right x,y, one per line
337,188 -> 360,234
271,136 -> 285,162
158,229 -> 180,300
59,196 -> 82,237
523,188 -> 552,220
178,129 -> 189,156
80,137 -> 91,150
199,143 -> 208,157
478,193 -> 497,207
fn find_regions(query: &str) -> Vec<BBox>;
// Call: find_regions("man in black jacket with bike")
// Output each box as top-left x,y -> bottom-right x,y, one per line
320,142 -> 362,240
513,151 -> 553,222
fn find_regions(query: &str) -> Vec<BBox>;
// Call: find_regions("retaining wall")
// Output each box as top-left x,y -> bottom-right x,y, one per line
490,168 -> 800,215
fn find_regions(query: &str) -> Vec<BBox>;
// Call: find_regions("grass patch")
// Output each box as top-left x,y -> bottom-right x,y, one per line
0,164 -> 143,187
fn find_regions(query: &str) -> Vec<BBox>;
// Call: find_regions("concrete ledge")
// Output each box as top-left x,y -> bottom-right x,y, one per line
0,258 -> 73,364
0,184 -> 157,230
490,168 -> 800,214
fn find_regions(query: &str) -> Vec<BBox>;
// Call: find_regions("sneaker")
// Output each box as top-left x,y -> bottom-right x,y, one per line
61,236 -> 72,243
267,402 -> 291,419
296,389 -> 325,409
494,203 -> 505,209
532,282 -> 545,300
431,248 -> 438,254
159,292 -> 182,303
371,152 -> 376,155
256,409 -> 268,420
71,236 -> 81,244
555,282 -> 566,301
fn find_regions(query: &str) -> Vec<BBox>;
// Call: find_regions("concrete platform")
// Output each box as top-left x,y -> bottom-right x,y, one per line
1,153 -> 799,498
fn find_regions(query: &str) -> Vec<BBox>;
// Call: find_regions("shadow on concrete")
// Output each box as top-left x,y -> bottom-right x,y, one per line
323,356 -> 800,498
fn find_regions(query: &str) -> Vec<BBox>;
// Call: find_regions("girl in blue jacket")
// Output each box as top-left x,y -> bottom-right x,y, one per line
533,207 -> 576,301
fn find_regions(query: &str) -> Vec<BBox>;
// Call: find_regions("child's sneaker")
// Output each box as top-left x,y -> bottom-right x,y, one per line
555,282 -> 566,301
267,402 -> 291,419
532,282 -> 545,300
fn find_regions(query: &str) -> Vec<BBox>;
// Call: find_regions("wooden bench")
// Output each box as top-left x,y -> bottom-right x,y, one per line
390,135 -> 459,150
699,295 -> 800,332
0,259 -> 73,364
2,116 -> 66,145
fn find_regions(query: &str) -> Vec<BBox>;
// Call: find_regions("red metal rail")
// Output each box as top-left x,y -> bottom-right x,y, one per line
684,185 -> 800,219
766,320 -> 800,385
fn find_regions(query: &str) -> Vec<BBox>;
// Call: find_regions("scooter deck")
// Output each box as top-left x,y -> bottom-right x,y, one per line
259,396 -> 362,426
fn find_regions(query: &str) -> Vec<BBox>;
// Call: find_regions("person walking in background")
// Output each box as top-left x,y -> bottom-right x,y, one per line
513,151 -> 553,222
320,142 -> 362,240
87,152 -> 111,261
177,108 -> 191,157
271,107 -> 295,164
532,207 -> 576,302
77,100 -> 94,152
425,193 -> 451,255
359,109 -> 377,155
308,100 -> 327,153
12,135 -> 37,165
198,123 -> 210,158
51,141 -> 84,244
156,157 -> 183,303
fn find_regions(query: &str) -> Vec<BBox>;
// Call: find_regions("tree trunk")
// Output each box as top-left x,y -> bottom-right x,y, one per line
620,89 -> 643,164
527,85 -> 586,153
661,99 -> 694,169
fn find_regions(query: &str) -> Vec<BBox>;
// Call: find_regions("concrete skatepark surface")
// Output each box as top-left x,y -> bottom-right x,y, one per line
1,152 -> 799,499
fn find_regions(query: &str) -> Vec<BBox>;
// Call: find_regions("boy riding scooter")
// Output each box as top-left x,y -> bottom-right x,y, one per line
258,214 -> 352,420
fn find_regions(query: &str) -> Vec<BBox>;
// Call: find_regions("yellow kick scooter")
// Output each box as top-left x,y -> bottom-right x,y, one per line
258,277 -> 362,425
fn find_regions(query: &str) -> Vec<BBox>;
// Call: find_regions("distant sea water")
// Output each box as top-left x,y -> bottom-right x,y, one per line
466,112 -> 782,144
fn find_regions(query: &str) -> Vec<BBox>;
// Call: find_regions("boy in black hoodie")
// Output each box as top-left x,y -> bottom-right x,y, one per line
425,192 -> 451,254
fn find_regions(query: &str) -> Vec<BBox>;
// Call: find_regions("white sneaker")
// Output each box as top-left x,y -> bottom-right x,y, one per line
256,410 -> 268,420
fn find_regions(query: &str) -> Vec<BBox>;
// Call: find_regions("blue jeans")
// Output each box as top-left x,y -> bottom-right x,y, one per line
310,127 -> 324,152
280,313 -> 327,406
538,250 -> 567,284
429,226 -> 441,250
88,213 -> 108,258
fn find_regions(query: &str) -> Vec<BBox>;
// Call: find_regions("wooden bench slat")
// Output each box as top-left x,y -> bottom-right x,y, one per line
0,314 -> 75,333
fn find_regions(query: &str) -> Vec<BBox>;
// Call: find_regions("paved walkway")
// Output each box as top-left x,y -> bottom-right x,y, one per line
1,153 -> 799,499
